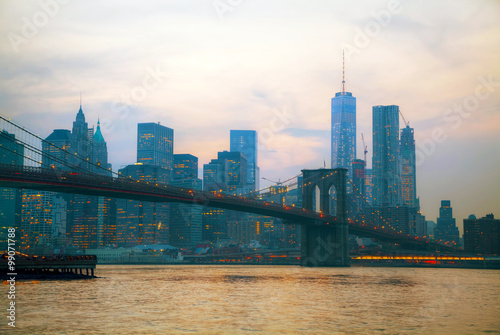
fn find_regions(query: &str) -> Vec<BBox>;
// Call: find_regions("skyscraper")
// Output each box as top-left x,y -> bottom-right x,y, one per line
137,122 -> 173,171
91,119 -> 112,176
202,151 -> 248,243
372,105 -> 400,206
43,129 -> 72,169
216,151 -> 248,194
351,159 -> 366,211
364,169 -> 373,206
331,55 -> 356,182
400,125 -> 417,208
230,130 -> 259,191
71,105 -> 90,170
434,200 -> 459,246
0,131 -> 23,250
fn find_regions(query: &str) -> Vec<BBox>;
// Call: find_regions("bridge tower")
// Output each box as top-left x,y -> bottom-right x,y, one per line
300,168 -> 349,267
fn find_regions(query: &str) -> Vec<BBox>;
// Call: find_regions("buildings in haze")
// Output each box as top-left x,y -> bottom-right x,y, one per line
434,200 -> 460,246
464,214 -> 500,255
372,105 -> 400,207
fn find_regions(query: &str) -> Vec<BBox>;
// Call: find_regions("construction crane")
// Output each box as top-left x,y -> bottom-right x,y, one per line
262,177 -> 282,186
361,133 -> 368,163
399,110 -> 410,127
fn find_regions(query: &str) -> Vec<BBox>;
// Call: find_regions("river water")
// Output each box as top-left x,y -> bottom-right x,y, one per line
1,265 -> 499,334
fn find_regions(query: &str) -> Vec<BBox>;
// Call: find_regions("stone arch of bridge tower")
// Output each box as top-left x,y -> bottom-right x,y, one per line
301,168 -> 347,222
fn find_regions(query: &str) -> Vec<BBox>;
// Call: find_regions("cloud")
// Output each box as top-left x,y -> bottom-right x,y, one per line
0,0 -> 499,225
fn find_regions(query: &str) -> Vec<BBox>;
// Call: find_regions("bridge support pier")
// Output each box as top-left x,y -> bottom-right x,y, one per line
300,168 -> 350,267
301,223 -> 349,267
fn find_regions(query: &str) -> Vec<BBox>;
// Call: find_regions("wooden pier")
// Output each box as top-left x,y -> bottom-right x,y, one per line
1,254 -> 97,280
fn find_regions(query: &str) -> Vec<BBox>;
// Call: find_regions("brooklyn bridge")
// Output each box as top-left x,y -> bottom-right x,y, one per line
0,115 -> 456,266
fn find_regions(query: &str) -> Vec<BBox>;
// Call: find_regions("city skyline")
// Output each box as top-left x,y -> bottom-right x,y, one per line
0,1 -> 499,231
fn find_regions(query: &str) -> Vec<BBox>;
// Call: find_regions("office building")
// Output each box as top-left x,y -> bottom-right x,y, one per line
216,151 -> 248,194
71,104 -> 90,170
230,130 -> 259,191
434,200 -> 460,246
43,129 -> 72,169
137,122 -> 173,171
173,154 -> 198,180
0,131 -> 24,249
169,178 -> 203,248
464,214 -> 500,255
400,125 -> 417,208
331,57 -> 356,182
91,119 -> 112,176
115,164 -> 170,247
364,169 -> 373,206
372,105 -> 400,206
352,159 -> 366,212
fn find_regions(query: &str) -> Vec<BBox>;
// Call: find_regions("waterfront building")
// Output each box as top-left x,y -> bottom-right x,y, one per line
434,200 -> 460,246
464,214 -> 500,254
0,131 -> 24,249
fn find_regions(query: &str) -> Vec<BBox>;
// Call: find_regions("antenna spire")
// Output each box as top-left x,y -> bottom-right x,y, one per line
342,50 -> 346,93
80,91 -> 82,108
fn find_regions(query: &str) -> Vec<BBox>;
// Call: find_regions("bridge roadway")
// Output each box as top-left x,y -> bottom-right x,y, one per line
0,164 -> 451,251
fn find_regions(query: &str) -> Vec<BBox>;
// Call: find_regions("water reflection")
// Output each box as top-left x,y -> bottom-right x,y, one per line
0,265 -> 498,334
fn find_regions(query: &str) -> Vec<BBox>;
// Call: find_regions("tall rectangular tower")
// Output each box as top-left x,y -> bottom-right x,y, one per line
230,130 -> 259,191
137,122 -> 174,171
331,55 -> 356,181
372,105 -> 400,206
400,125 -> 417,208
434,200 -> 459,246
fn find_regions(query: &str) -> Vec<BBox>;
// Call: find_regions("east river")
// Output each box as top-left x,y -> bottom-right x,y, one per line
1,265 -> 499,334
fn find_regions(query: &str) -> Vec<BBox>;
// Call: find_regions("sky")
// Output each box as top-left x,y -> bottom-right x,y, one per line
0,0 -> 499,232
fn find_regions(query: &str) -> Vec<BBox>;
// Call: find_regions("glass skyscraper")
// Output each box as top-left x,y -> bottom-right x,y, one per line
230,130 -> 259,191
331,91 -> 356,180
400,125 -> 417,208
372,105 -> 400,206
137,122 -> 174,171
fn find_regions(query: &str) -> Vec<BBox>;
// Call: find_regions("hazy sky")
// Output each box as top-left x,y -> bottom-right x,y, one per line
1,0 -> 499,231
